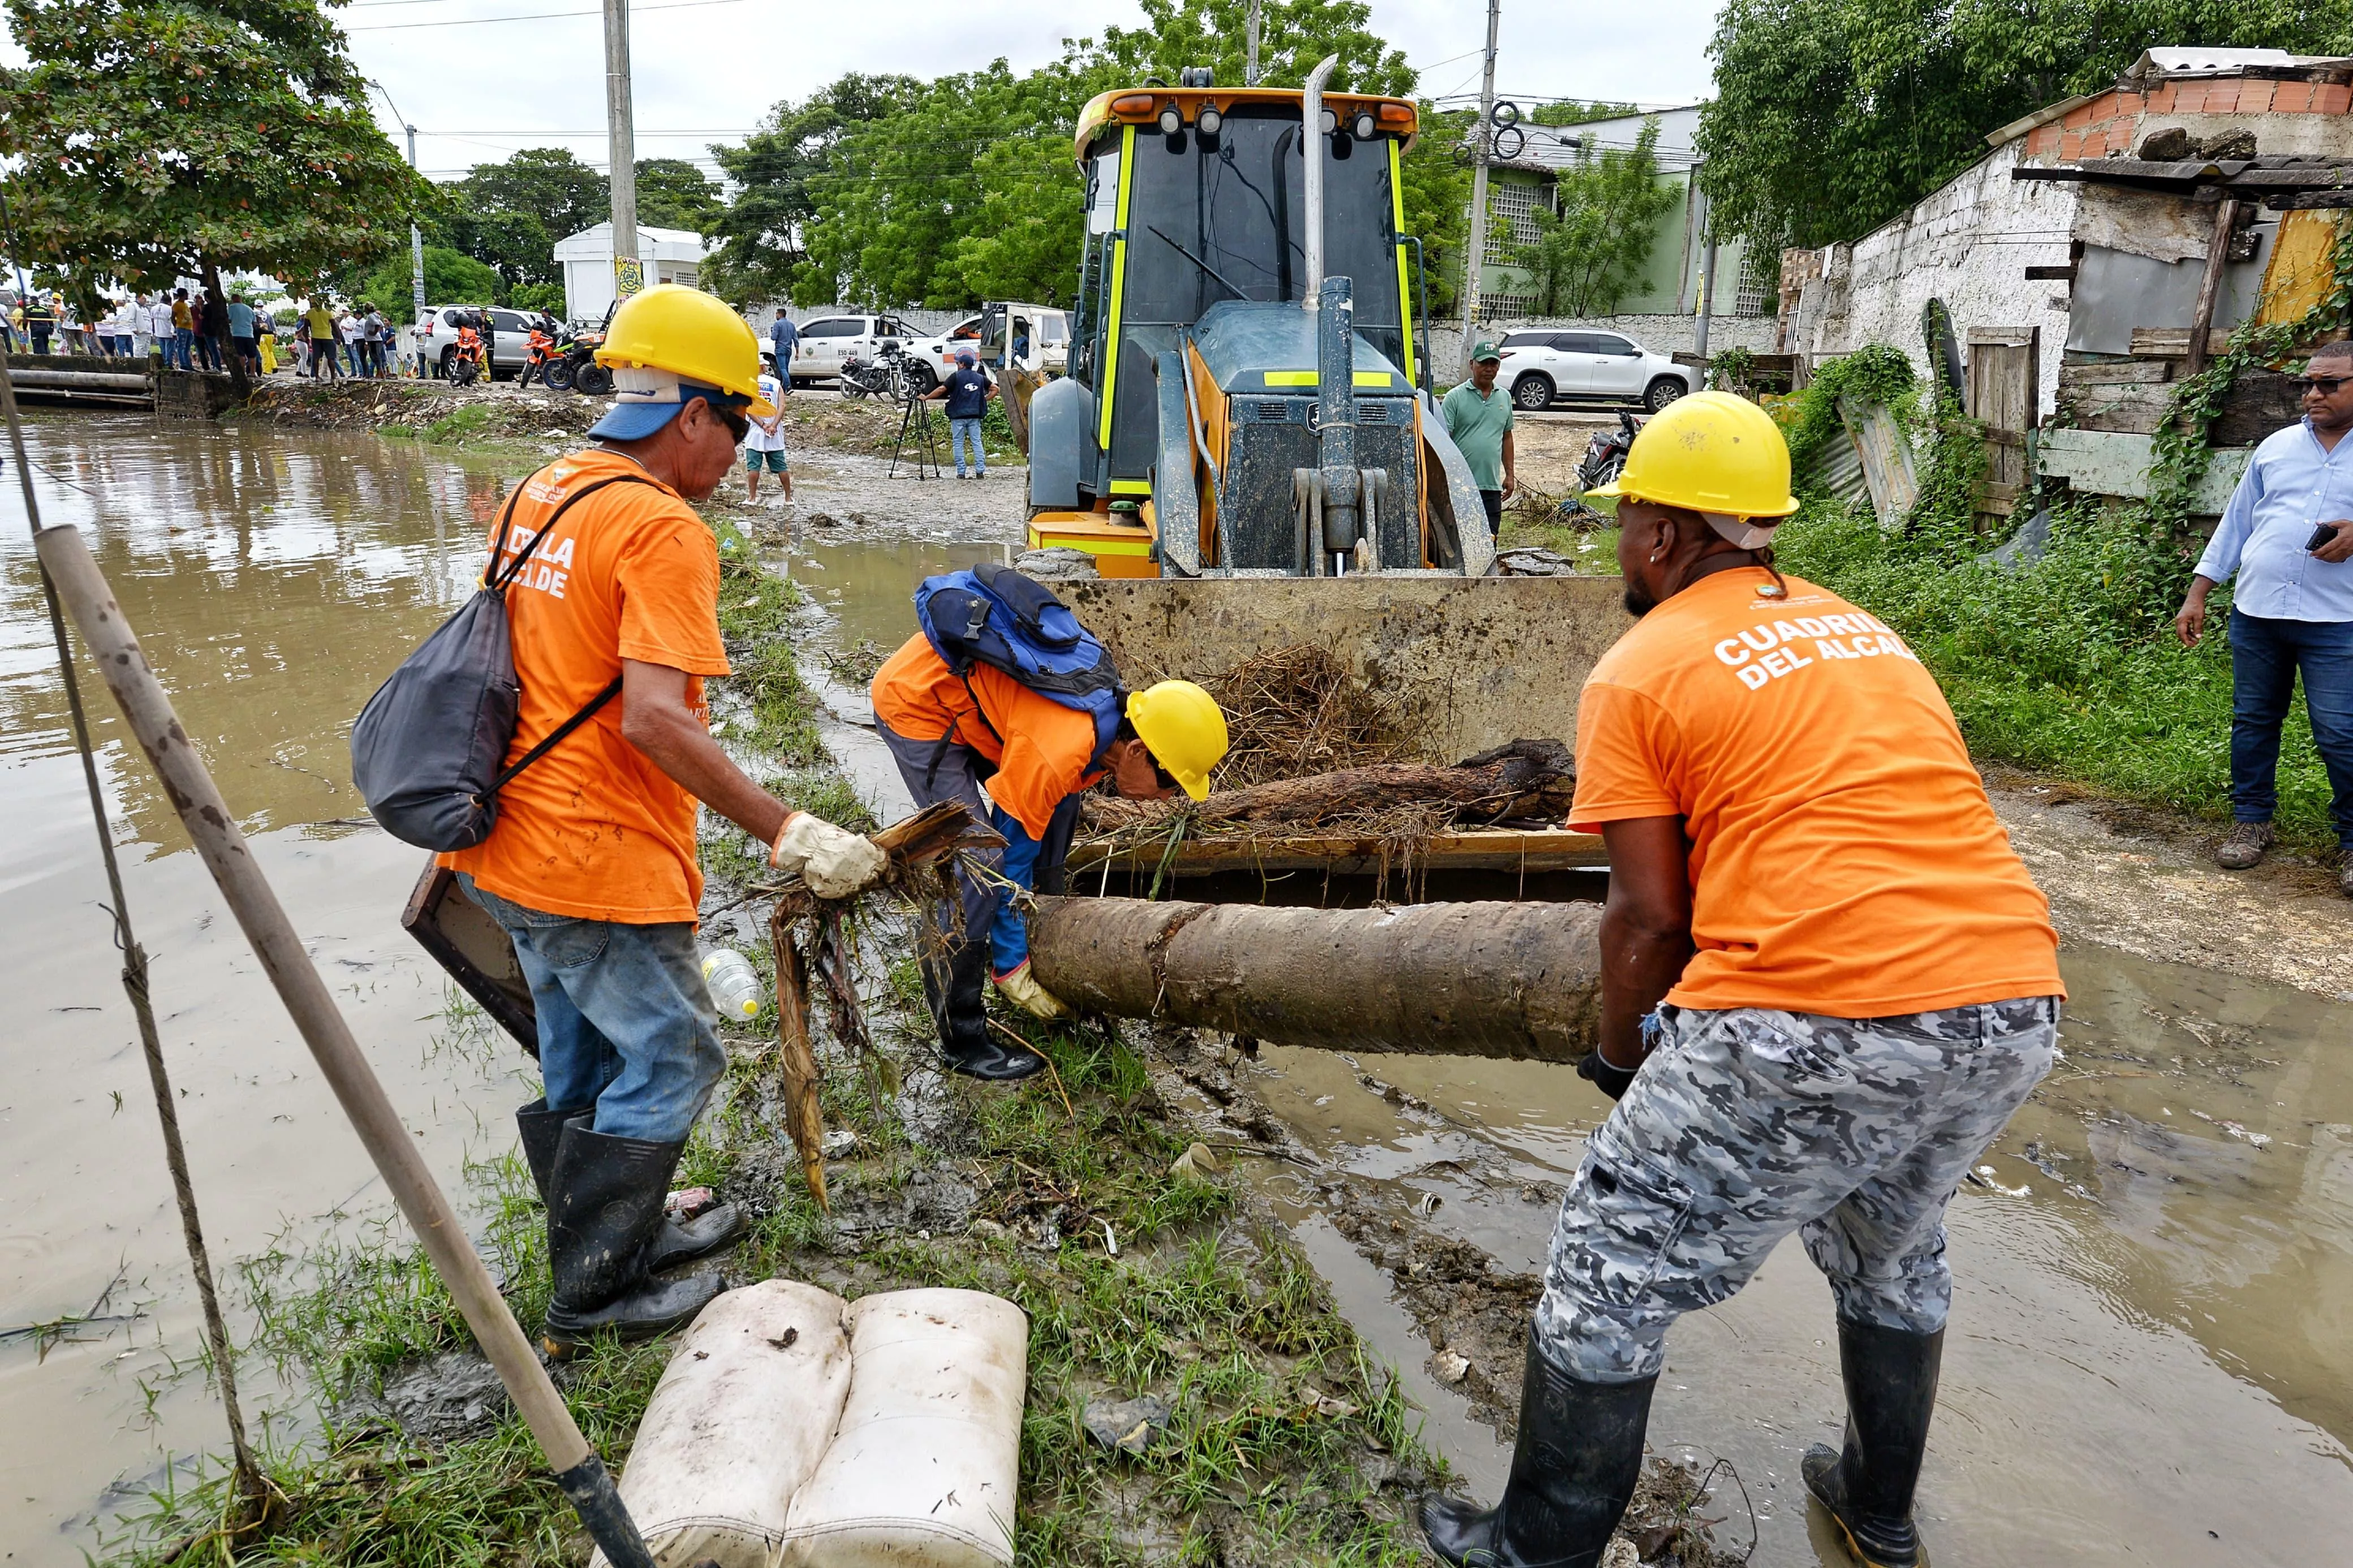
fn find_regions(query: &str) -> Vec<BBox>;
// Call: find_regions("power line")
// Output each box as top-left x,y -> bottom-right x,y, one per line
347,0 -> 743,31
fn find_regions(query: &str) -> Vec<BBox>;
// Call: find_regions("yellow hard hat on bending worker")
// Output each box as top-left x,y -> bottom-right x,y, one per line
1127,679 -> 1228,802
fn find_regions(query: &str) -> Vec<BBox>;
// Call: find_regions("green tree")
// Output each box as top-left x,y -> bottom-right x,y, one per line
1530,100 -> 1639,127
703,74 -> 924,307
1400,106 -> 1473,319
430,207 -> 555,290
453,147 -> 609,241
1505,118 -> 1679,316
1083,0 -> 1412,94
633,158 -> 722,232
360,244 -> 498,314
1699,0 -> 2353,250
0,0 -> 430,388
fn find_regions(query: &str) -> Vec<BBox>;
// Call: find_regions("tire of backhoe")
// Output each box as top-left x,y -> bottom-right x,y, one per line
1511,373 -> 1554,411
1644,375 -> 1686,413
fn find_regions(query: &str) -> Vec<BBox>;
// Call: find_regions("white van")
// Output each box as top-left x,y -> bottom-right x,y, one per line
782,313 -> 923,386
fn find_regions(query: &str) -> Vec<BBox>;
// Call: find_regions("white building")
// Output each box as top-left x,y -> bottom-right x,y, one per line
553,223 -> 710,323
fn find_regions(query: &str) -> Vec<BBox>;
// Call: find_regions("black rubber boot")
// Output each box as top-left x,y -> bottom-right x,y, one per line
515,1100 -> 744,1273
540,1122 -> 722,1357
1802,1320 -> 1945,1568
1420,1340 -> 1657,1567
924,938 -> 1042,1082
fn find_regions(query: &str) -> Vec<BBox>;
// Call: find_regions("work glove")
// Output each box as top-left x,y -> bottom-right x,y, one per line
1577,1050 -> 1639,1103
770,812 -> 888,900
993,960 -> 1071,1021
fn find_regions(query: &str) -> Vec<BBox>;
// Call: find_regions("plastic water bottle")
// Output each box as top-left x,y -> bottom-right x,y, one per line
701,949 -> 764,1022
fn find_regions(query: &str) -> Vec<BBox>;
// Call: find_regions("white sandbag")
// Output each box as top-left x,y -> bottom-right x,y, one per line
594,1278 -> 854,1568
777,1288 -> 1029,1568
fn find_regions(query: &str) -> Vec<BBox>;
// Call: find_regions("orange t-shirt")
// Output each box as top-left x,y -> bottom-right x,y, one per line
869,633 -> 1101,840
1568,569 -> 2062,1017
439,450 -> 730,923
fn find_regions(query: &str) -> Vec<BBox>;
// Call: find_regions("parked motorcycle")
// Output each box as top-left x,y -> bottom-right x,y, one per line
447,325 -> 485,387
837,340 -> 905,400
561,321 -> 612,395
1565,411 -> 1642,523
519,326 -> 564,391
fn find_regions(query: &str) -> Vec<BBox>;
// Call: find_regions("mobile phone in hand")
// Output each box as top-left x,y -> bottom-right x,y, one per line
2309,522 -> 2343,553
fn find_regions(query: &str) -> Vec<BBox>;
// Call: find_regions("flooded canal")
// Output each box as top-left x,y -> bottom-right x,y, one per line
3,413 -> 2350,1564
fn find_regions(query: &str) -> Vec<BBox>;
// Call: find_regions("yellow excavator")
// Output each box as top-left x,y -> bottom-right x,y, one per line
1008,59 -> 1615,761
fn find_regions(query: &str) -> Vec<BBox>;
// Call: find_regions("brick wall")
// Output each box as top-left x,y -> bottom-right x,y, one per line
2023,74 -> 2353,163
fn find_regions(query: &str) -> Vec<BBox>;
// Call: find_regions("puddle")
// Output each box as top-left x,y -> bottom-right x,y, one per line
1223,949 -> 2353,1566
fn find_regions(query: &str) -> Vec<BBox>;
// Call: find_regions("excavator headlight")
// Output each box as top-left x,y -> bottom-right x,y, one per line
1350,109 -> 1377,140
1318,107 -> 1338,135
1158,101 -> 1184,137
1196,104 -> 1222,137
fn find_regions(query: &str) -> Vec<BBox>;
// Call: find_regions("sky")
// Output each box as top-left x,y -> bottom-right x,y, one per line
330,0 -> 1726,186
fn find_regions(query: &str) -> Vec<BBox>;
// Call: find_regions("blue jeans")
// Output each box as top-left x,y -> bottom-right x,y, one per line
458,875 -> 726,1142
950,416 -> 985,474
2229,609 -> 2353,848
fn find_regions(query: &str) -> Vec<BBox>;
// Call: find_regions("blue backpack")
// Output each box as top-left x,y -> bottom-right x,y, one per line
913,561 -> 1123,763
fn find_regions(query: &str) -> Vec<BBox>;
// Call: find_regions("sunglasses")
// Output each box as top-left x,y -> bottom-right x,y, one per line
2295,375 -> 2349,396
708,402 -> 750,443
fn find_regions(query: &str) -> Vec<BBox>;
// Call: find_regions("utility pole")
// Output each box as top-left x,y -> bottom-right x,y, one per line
1246,0 -> 1262,85
1458,0 -> 1501,374
1693,185 -> 1716,360
604,0 -> 640,304
406,123 -> 426,328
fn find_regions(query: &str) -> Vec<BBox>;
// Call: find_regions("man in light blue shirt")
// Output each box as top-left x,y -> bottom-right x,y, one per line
2175,341 -> 2353,893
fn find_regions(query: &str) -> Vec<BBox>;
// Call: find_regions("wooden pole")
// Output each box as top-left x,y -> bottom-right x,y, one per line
2183,197 -> 2238,383
21,522 -> 656,1566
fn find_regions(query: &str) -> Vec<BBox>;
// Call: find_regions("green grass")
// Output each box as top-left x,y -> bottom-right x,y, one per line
1777,495 -> 2342,850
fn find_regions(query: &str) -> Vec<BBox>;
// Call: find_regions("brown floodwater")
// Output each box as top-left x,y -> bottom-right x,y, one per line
4,413 -> 2349,1565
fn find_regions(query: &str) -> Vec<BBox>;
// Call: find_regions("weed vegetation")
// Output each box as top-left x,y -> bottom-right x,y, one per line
101,519 -> 1441,1566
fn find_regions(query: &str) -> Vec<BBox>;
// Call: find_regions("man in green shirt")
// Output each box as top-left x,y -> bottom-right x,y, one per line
1442,340 -> 1518,537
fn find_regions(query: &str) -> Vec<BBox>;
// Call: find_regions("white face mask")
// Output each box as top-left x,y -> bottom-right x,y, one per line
1704,513 -> 1778,551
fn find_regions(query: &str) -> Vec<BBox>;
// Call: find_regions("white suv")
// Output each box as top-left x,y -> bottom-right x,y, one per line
782,313 -> 923,386
414,304 -> 538,379
1494,329 -> 1694,413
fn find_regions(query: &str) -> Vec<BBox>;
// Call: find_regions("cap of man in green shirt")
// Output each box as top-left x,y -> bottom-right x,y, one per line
1441,340 -> 1518,537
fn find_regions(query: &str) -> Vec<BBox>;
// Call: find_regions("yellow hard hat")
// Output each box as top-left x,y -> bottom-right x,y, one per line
1127,680 -> 1229,802
1588,390 -> 1799,521
593,283 -> 777,419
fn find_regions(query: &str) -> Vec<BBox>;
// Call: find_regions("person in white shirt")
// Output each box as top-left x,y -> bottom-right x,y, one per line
148,296 -> 175,360
740,368 -> 790,503
118,298 -> 146,358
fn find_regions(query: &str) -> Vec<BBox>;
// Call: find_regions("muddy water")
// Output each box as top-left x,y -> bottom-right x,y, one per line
1231,948 -> 2353,1565
0,417 -> 541,1561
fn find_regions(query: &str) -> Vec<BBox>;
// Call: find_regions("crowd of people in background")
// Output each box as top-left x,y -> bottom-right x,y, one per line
0,283 -> 403,380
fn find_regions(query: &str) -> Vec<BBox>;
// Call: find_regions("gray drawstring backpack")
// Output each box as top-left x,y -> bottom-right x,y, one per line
351,468 -> 656,850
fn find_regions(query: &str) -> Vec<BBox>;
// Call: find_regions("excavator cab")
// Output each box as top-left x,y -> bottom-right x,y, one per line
1024,66 -> 1495,578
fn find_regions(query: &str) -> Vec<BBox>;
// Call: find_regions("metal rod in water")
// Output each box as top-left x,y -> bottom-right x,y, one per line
5,412 -> 659,1568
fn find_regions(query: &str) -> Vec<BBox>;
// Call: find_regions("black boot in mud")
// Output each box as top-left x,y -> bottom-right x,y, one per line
1419,1341 -> 1656,1567
1803,1320 -> 1946,1568
926,940 -> 1043,1082
517,1099 -> 745,1272
540,1122 -> 722,1357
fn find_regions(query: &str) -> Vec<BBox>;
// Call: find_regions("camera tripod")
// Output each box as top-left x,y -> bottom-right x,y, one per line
887,385 -> 945,480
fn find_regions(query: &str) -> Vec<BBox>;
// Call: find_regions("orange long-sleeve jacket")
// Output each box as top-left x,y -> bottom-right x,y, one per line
870,633 -> 1104,839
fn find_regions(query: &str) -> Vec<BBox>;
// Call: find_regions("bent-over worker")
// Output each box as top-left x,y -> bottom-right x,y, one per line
441,284 -> 887,1355
1420,392 -> 2064,1568
870,607 -> 1227,1081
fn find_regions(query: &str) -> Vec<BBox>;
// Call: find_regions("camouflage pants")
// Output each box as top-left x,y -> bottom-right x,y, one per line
1532,996 -> 2059,1383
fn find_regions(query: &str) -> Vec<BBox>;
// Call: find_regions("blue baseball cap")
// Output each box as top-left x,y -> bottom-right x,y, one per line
588,367 -> 752,440
955,349 -> 976,366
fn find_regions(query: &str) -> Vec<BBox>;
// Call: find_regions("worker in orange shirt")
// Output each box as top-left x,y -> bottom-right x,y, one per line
440,285 -> 888,1356
1420,395 -> 2064,1568
870,565 -> 1228,1080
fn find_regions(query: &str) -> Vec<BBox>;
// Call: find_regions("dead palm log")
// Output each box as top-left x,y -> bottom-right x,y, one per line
1028,894 -> 1602,1061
